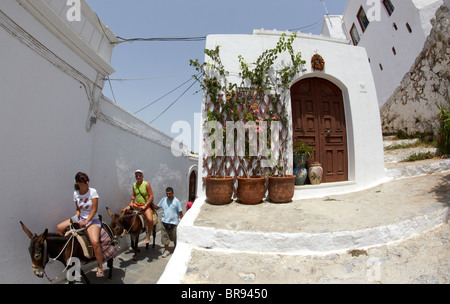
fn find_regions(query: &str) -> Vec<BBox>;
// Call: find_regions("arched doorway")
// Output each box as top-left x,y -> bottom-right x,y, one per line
291,77 -> 348,183
188,170 -> 197,201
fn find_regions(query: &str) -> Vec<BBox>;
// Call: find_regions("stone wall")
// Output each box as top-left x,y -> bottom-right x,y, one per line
380,4 -> 449,136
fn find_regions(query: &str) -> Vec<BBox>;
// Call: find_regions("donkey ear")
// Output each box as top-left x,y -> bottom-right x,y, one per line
20,221 -> 34,239
36,229 -> 48,243
106,207 -> 114,219
118,210 -> 126,220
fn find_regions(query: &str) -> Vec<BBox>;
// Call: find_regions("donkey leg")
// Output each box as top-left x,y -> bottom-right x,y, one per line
107,259 -> 113,281
81,269 -> 90,284
145,226 -> 150,250
131,235 -> 138,263
152,226 -> 156,249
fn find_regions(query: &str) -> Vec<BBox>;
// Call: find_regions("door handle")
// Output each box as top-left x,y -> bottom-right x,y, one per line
325,129 -> 332,137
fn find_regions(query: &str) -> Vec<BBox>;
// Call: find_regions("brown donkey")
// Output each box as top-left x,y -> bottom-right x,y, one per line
106,206 -> 156,263
20,221 -> 115,283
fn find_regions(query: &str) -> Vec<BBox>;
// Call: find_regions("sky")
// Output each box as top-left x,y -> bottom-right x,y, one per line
85,0 -> 349,153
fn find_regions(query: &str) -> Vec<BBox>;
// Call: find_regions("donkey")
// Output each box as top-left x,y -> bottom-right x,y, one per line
20,221 -> 114,283
106,207 -> 156,263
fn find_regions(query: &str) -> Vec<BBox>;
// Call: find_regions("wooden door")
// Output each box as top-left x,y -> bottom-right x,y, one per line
188,170 -> 197,200
291,78 -> 348,183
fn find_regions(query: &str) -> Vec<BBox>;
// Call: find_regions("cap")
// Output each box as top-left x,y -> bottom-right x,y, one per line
135,169 -> 143,174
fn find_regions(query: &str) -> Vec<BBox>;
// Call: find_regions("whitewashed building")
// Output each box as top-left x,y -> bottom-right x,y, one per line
0,0 -> 197,283
197,30 -> 387,200
322,0 -> 444,108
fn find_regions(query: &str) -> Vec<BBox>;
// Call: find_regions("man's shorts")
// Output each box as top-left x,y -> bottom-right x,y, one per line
161,222 -> 177,245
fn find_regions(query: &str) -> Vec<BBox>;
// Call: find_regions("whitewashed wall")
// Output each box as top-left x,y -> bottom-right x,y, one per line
0,0 -> 197,283
199,31 -> 386,200
334,0 -> 443,107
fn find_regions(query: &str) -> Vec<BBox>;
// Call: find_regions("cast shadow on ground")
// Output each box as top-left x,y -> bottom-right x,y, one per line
432,172 -> 450,207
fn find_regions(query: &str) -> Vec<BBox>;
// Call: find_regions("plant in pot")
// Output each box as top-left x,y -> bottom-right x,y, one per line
267,153 -> 296,203
191,33 -> 305,205
205,157 -> 235,205
293,140 -> 313,185
266,92 -> 295,203
235,93 -> 267,205
191,50 -> 235,205
234,33 -> 305,204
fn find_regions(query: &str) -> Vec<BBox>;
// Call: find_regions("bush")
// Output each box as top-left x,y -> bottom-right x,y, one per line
437,102 -> 450,156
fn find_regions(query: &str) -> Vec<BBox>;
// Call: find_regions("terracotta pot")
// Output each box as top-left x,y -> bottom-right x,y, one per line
205,176 -> 234,205
236,176 -> 266,205
268,175 -> 295,203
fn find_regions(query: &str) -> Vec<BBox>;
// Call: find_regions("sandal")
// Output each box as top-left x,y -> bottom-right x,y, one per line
96,270 -> 105,278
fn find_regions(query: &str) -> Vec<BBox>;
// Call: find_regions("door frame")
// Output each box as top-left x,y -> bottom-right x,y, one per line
290,75 -> 351,183
187,165 -> 198,201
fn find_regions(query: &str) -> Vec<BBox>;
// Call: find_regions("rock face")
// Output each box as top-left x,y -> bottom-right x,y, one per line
380,5 -> 449,136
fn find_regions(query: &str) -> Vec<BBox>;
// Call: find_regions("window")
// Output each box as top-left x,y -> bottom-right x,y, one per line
379,63 -> 383,71
350,24 -> 360,45
383,0 -> 395,16
406,23 -> 412,33
357,6 -> 370,32
392,47 -> 396,55
393,23 -> 398,31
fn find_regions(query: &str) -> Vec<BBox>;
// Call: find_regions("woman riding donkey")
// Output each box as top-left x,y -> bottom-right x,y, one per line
56,172 -> 105,278
121,169 -> 156,244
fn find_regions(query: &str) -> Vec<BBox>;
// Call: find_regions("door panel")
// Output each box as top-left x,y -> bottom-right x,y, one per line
291,78 -> 348,183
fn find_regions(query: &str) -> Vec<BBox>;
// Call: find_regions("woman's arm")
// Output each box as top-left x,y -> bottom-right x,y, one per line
75,201 -> 80,218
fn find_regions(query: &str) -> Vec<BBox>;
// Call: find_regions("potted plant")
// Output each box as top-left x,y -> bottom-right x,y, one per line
235,93 -> 267,205
266,94 -> 295,203
190,33 -> 306,204
205,175 -> 235,205
267,153 -> 296,203
234,34 -> 305,204
293,140 -> 313,185
204,155 -> 235,205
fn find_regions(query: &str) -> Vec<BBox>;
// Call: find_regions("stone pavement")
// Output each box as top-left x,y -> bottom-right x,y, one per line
159,171 -> 449,284
181,223 -> 449,284
83,140 -> 449,284
80,231 -> 173,284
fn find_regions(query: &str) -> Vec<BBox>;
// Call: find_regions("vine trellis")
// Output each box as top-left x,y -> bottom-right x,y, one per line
190,33 -> 306,194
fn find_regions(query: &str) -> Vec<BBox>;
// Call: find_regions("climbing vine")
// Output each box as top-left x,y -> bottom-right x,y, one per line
190,33 -> 306,179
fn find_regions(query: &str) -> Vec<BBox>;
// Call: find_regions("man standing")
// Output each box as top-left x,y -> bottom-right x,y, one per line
152,187 -> 183,258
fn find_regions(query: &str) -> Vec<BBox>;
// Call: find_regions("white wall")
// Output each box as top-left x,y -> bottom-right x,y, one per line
336,0 -> 443,107
0,0 -> 197,283
199,31 -> 386,199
